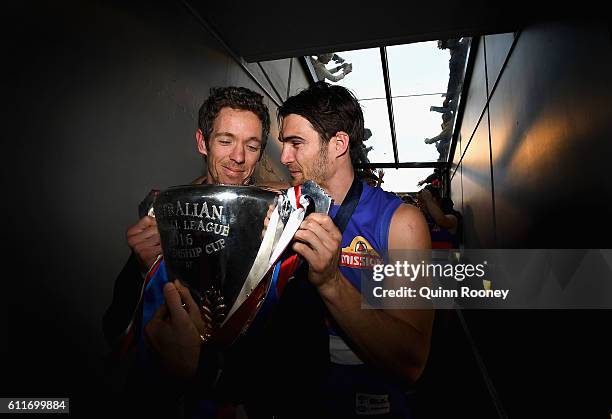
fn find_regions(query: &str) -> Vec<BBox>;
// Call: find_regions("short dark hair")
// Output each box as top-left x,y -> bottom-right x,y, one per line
198,86 -> 271,155
278,81 -> 366,172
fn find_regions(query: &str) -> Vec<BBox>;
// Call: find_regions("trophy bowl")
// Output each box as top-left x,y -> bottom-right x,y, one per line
154,184 -> 279,346
153,181 -> 332,347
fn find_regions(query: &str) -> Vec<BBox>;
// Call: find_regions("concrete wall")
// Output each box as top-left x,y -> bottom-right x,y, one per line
446,22 -> 612,416
2,0 -> 310,403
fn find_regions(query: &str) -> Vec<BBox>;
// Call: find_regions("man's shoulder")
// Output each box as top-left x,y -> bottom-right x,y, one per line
388,203 -> 430,249
362,183 -> 403,207
191,176 -> 206,185
392,202 -> 425,223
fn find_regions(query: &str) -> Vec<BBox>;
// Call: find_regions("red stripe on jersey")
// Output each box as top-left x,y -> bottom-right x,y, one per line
276,254 -> 301,297
294,185 -> 302,209
119,256 -> 164,357
432,241 -> 454,249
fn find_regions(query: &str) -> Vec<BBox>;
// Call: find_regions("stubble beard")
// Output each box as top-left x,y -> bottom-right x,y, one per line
308,143 -> 329,186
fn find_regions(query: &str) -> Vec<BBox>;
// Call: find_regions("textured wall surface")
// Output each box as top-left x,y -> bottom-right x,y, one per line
447,22 -> 612,416
3,0 -> 309,405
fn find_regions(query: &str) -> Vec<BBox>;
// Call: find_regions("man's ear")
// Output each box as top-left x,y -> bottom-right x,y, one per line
196,129 -> 207,157
333,131 -> 350,157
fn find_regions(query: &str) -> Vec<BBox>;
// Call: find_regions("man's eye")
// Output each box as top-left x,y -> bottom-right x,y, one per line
219,140 -> 231,145
247,145 -> 259,152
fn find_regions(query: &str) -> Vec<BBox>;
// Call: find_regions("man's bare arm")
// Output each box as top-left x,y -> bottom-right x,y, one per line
294,206 -> 433,384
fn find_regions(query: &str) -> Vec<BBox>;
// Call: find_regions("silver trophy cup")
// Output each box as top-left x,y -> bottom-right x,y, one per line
153,181 -> 331,346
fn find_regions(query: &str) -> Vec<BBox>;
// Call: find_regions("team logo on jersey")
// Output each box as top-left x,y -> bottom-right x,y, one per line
339,236 -> 383,269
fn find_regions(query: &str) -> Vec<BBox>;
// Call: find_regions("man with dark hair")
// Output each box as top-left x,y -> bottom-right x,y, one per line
194,86 -> 271,184
275,81 -> 434,416
115,82 -> 433,418
196,87 -> 271,179
103,85 -> 271,355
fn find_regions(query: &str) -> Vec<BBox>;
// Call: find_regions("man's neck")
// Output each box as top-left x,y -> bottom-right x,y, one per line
191,175 -> 207,185
322,164 -> 355,205
200,173 -> 253,186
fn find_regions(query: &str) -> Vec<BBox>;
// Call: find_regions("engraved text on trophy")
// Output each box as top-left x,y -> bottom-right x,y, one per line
159,200 -> 231,260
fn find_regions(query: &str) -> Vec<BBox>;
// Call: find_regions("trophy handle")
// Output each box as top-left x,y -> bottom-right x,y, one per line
198,285 -> 227,342
203,270 -> 274,347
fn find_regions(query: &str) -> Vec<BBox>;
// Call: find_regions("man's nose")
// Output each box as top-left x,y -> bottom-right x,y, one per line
229,144 -> 245,164
280,143 -> 293,166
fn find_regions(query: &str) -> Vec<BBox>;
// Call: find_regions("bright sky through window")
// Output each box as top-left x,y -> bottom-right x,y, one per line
321,41 -> 457,192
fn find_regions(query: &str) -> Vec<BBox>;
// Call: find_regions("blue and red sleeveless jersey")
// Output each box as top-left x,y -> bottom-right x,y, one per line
425,212 -> 457,249
329,181 -> 403,293
327,182 -> 402,350
327,183 -> 403,376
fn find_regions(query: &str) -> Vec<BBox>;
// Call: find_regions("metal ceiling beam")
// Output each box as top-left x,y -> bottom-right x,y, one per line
448,37 -> 479,178
256,62 -> 285,104
356,162 -> 448,169
286,58 -> 293,100
450,31 -> 521,181
379,47 -> 399,168
181,0 -> 281,107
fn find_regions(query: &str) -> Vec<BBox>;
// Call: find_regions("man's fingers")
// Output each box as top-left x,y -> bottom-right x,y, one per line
298,219 -> 340,253
133,244 -> 162,262
301,214 -> 342,243
144,304 -> 168,346
294,228 -> 326,254
149,300 -> 169,324
125,216 -> 159,240
292,241 -> 316,264
130,235 -> 161,254
303,213 -> 340,236
174,280 -> 207,335
174,280 -> 199,315
133,242 -> 161,254
128,225 -> 160,245
127,216 -> 157,237
140,225 -> 160,240
162,282 -> 190,323
261,203 -> 275,238
263,203 -> 274,228
138,215 -> 157,228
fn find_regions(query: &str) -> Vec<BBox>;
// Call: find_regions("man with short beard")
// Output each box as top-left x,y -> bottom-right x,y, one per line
274,81 -> 433,417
